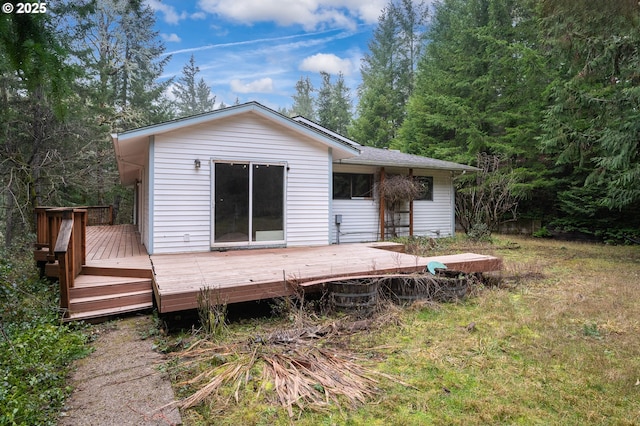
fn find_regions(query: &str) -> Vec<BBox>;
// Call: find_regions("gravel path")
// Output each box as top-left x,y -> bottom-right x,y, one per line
59,316 -> 182,426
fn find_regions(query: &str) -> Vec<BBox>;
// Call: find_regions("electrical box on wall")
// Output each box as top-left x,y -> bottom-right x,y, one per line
335,214 -> 342,225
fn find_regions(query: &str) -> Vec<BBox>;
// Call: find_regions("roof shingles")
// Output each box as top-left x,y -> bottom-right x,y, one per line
338,146 -> 478,172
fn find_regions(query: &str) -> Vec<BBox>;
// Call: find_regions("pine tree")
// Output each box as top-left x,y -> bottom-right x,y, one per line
316,72 -> 351,134
69,0 -> 172,130
397,0 -> 546,164
350,0 -> 428,147
316,72 -> 334,128
331,73 -> 352,135
172,55 -> 216,117
0,9 -> 87,244
291,76 -> 315,119
539,0 -> 640,233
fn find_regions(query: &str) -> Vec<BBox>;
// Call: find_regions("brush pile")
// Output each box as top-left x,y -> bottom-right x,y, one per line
170,317 -> 410,418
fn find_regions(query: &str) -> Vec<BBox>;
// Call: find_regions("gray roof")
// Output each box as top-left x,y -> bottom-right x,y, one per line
337,146 -> 478,172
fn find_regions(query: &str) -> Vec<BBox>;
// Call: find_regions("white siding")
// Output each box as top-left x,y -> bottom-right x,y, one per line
412,170 -> 455,237
331,164 -> 380,243
330,165 -> 455,243
151,113 -> 330,254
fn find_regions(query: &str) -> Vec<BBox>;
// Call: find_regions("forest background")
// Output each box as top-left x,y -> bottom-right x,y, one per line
1,0 -> 640,251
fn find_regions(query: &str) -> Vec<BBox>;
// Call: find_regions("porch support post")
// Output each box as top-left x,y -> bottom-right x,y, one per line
379,167 -> 385,241
409,168 -> 414,237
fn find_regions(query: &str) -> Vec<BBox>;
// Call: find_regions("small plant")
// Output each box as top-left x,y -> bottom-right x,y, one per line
583,322 -> 601,339
197,287 -> 228,340
467,222 -> 492,242
533,226 -> 553,238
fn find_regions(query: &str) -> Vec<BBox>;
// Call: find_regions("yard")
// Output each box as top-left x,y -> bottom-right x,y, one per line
163,235 -> 640,425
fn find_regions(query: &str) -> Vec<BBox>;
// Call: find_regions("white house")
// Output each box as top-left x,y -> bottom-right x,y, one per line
112,102 -> 476,255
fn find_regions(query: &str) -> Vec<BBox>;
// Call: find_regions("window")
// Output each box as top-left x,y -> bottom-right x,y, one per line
415,176 -> 434,201
333,173 -> 374,199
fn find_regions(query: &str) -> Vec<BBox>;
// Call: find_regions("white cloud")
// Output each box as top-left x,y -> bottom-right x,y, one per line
146,0 -> 187,24
197,0 -> 388,30
230,78 -> 274,93
299,53 -> 355,75
161,33 -> 182,43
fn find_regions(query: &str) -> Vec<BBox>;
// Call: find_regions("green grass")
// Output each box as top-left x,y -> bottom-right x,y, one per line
168,235 -> 640,425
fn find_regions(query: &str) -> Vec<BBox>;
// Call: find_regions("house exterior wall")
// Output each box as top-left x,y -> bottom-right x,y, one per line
149,113 -> 331,254
330,164 -> 455,244
412,169 -> 455,238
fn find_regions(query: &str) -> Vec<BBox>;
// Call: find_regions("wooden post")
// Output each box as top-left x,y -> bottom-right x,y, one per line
77,209 -> 87,267
409,168 -> 414,237
55,214 -> 74,313
58,251 -> 70,313
379,167 -> 386,241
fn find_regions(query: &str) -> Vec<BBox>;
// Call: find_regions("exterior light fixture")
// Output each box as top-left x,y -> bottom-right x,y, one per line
194,159 -> 201,169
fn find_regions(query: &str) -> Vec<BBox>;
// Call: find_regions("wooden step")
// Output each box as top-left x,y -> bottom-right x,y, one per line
64,303 -> 154,322
43,263 -> 153,280
69,289 -> 153,314
70,275 -> 152,298
81,265 -> 153,279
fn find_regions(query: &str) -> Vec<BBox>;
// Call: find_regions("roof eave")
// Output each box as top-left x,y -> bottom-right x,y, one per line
338,158 -> 479,172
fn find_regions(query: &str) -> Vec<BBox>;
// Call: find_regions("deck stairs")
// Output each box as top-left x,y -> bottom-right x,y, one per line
66,266 -> 154,321
42,257 -> 154,321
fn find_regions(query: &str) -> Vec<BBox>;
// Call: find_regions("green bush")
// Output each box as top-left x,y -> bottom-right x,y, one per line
0,246 -> 91,425
532,226 -> 552,238
467,222 -> 492,242
0,319 -> 90,425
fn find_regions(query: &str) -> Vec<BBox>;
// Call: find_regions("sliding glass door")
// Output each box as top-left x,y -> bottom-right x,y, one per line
213,161 -> 285,245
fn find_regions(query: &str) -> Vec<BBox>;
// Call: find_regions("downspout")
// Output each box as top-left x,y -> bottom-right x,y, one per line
409,168 -> 414,237
328,148 -> 333,244
147,136 -> 154,254
379,167 -> 386,241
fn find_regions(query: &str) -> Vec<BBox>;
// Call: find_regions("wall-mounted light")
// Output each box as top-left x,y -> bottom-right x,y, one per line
194,159 -> 201,169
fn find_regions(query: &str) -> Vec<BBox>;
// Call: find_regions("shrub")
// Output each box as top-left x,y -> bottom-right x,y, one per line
467,222 -> 492,242
0,245 -> 90,425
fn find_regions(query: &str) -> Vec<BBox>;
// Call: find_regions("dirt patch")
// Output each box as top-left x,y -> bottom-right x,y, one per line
59,315 -> 181,426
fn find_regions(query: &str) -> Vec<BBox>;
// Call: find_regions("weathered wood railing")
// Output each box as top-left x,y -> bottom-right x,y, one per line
86,205 -> 114,226
35,207 -> 88,314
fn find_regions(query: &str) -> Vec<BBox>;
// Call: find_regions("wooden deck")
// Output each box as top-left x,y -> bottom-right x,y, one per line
45,225 -> 501,317
85,225 -> 152,270
151,244 -> 502,313
67,225 -> 153,321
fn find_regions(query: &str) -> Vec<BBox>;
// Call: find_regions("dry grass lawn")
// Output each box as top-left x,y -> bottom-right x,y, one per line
166,235 -> 640,425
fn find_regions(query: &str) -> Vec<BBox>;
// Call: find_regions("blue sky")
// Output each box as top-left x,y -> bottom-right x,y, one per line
146,0 -> 392,111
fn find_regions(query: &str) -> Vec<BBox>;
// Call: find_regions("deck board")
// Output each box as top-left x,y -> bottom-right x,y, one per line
79,226 -> 502,314
151,244 -> 502,313
84,225 -> 151,269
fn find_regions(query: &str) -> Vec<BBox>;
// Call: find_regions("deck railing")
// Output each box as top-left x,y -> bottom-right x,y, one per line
35,207 -> 89,313
86,205 -> 114,226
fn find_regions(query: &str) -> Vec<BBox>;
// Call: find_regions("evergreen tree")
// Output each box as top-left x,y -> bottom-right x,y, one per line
350,0 -> 428,147
540,0 -> 640,212
316,72 -> 352,134
316,72 -> 334,127
538,0 -> 640,237
397,0 -> 546,164
0,8 -> 87,245
331,73 -> 352,135
70,0 -> 172,130
172,55 -> 216,117
290,76 -> 315,119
